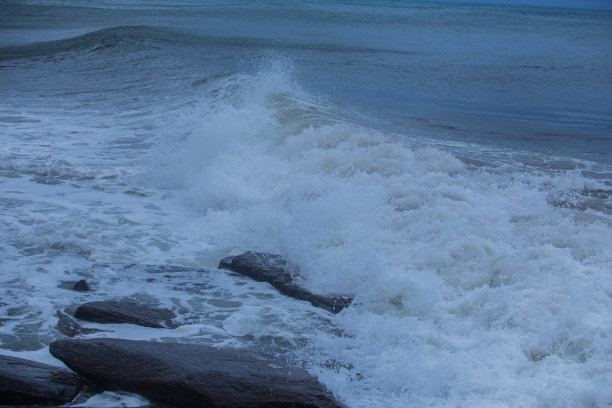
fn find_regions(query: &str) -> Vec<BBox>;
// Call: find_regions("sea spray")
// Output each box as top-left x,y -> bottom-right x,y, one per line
1,2 -> 611,406
149,66 -> 612,407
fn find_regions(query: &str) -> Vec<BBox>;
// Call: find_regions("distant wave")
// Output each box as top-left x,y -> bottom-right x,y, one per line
0,24 -> 418,64
0,26 -> 183,61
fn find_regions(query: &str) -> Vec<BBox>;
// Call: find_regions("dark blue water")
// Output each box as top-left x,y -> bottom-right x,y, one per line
2,1 -> 611,163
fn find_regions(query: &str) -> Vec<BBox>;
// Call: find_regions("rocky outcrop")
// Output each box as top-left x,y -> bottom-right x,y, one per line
56,310 -> 104,337
0,405 -> 158,408
50,338 -> 347,408
74,301 -> 178,329
219,252 -> 352,313
0,354 -> 82,405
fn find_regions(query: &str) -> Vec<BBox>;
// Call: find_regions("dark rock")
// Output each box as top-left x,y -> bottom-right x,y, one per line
57,280 -> 91,292
56,310 -> 104,337
74,301 -> 178,329
0,406 -> 160,408
50,338 -> 346,408
0,354 -> 82,405
123,190 -> 150,197
219,252 -> 352,314
31,176 -> 62,185
72,279 -> 91,292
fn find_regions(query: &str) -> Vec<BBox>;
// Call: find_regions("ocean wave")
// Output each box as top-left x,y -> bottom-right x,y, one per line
0,23 -> 418,65
0,26 -> 185,62
141,63 -> 612,407
2,2 -> 611,404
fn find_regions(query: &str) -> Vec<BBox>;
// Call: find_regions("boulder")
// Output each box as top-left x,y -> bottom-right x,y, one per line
56,310 -> 104,337
0,354 -> 82,405
219,252 -> 352,313
49,338 -> 346,408
72,279 -> 91,292
74,301 -> 178,329
0,406 -> 158,408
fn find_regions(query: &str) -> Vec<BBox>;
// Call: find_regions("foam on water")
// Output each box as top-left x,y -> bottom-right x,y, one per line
1,30 -> 611,404
145,65 -> 612,407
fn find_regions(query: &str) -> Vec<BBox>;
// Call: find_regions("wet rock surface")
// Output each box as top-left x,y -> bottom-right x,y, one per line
72,279 -> 91,292
50,337 -> 347,408
219,251 -> 352,313
0,354 -> 82,406
56,310 -> 104,338
0,405 -> 160,408
74,301 -> 178,329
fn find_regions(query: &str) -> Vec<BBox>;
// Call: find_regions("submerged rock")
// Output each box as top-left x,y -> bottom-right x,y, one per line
50,338 -> 347,408
0,354 -> 82,405
219,251 -> 352,313
57,279 -> 92,292
74,301 -> 178,329
56,310 -> 104,337
72,279 -> 91,292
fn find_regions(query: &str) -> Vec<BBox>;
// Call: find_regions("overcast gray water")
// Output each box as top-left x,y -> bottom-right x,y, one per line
1,1 -> 611,407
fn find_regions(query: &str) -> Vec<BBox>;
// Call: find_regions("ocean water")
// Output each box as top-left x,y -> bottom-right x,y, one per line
1,1 -> 611,407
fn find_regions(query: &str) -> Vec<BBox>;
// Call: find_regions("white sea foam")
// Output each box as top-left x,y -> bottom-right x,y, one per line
1,59 -> 610,407
2,2 -> 611,406
72,391 -> 150,407
146,66 -> 612,407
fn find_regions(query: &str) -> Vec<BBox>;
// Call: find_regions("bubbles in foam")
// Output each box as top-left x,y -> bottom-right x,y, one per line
148,64 -> 612,407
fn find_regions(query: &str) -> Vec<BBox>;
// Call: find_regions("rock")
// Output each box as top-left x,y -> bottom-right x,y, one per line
57,280 -> 92,292
50,338 -> 346,408
0,406 -> 159,408
219,252 -> 352,313
74,301 -> 178,329
72,279 -> 91,292
56,310 -> 104,337
0,354 -> 82,405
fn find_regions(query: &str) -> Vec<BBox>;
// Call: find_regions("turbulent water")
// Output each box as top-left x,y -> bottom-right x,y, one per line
1,1 -> 611,407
